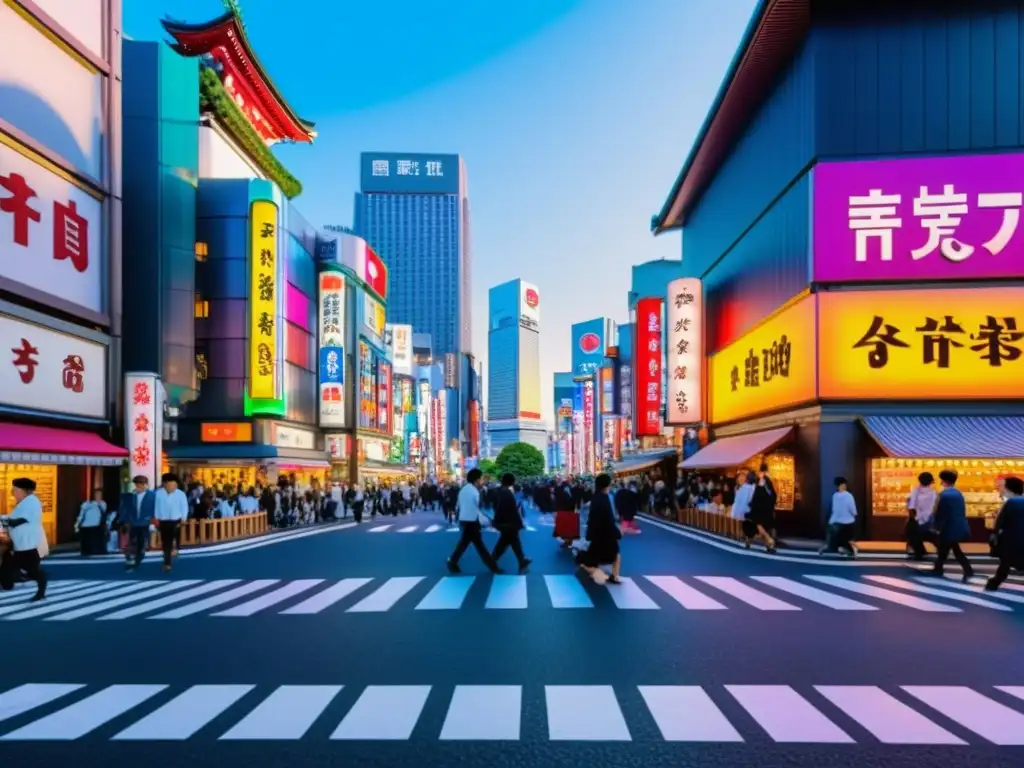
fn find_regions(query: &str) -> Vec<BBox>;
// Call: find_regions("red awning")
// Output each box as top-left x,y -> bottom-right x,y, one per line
0,423 -> 128,467
680,426 -> 793,470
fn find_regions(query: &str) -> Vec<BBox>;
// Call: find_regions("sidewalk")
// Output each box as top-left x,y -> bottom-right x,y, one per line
782,537 -> 991,556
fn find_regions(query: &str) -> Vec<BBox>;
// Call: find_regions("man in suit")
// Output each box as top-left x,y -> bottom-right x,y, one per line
117,475 -> 156,570
931,469 -> 974,581
491,473 -> 531,573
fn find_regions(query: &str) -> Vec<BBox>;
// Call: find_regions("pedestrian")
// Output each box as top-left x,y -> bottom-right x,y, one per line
74,488 -> 107,556
616,481 -> 640,533
986,475 -> 1024,591
491,473 -> 531,573
819,476 -> 858,557
930,469 -> 974,582
731,470 -> 756,547
352,486 -> 365,523
576,473 -> 621,584
117,475 -> 156,570
446,468 -> 501,574
0,477 -> 48,602
905,472 -> 937,560
748,468 -> 778,553
154,472 -> 189,572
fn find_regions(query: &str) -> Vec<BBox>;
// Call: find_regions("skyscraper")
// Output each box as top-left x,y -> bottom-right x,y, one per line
354,152 -> 470,356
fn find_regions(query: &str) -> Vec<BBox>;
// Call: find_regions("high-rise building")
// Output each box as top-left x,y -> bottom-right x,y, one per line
354,152 -> 470,356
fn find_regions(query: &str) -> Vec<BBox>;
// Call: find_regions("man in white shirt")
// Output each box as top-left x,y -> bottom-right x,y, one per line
446,469 -> 501,574
154,473 -> 189,572
0,477 -> 47,601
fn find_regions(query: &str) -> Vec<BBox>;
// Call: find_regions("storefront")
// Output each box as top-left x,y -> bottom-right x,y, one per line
613,448 -> 678,482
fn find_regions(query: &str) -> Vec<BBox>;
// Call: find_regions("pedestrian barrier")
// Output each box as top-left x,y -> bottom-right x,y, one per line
148,513 -> 269,550
675,506 -> 745,540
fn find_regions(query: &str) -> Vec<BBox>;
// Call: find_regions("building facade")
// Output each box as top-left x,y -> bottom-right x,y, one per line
653,0 -> 1024,540
487,279 -> 541,422
354,152 -> 471,357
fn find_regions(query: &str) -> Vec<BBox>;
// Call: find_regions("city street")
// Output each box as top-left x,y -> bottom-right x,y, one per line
1,509 -> 1022,768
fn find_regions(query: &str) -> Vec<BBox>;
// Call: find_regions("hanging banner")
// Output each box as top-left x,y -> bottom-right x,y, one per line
666,278 -> 703,424
377,361 -> 392,433
582,378 -> 595,474
249,200 -> 279,401
387,323 -> 413,377
634,297 -> 663,436
318,271 -> 345,427
125,372 -> 162,489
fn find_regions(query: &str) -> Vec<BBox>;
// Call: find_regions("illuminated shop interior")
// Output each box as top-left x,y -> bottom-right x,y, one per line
0,464 -> 58,544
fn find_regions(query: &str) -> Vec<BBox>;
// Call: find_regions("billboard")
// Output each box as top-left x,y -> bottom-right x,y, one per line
320,231 -> 388,299
377,360 -> 392,433
318,272 -> 345,427
125,373 -> 162,489
444,352 -> 459,388
361,152 -> 461,195
248,200 -> 280,401
571,318 -> 606,375
582,378 -> 595,474
633,298 -> 663,436
519,281 -> 540,330
387,323 -> 413,377
361,292 -> 386,351
665,278 -> 703,425
599,366 -> 615,415
357,341 -> 377,429
813,153 -> 1024,284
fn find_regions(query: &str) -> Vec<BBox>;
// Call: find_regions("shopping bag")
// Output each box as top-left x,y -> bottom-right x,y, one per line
37,528 -> 49,559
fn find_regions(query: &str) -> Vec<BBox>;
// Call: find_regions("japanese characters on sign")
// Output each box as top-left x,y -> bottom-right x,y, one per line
633,298 -> 663,436
665,278 -> 703,425
361,154 -> 459,195
358,342 -> 378,430
318,272 -> 346,428
0,143 -> 103,315
0,311 -> 106,419
599,366 -> 615,415
814,153 -> 1024,283
125,373 -> 161,489
371,158 -> 445,177
249,200 -> 279,401
362,293 -> 386,349
709,296 -> 816,424
582,378 -> 595,473
387,323 -> 413,377
818,287 -> 1024,400
377,361 -> 392,433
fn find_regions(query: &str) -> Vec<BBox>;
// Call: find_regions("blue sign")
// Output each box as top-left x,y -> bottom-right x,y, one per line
571,318 -> 606,375
360,153 -> 461,195
319,346 -> 344,385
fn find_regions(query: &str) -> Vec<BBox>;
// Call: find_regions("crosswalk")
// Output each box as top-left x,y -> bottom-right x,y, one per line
362,523 -> 537,533
2,573 -> 1023,620
0,681 -> 1022,743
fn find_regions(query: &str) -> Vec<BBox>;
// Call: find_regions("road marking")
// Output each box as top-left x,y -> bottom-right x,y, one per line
395,525 -> 416,533
0,582 -> 127,617
643,576 -> 727,610
0,684 -> 84,725
604,577 -> 660,609
694,577 -> 801,611
864,575 -> 1011,611
545,685 -> 631,741
425,525 -> 442,533
149,580 -> 279,619
3,582 -> 157,621
726,685 -> 853,743
751,577 -> 877,611
367,525 -> 392,533
113,685 -> 254,740
1,684 -> 166,741
0,581 -> 88,605
916,577 -> 1024,604
485,575 -> 528,609
805,576 -> 961,612
220,685 -> 342,740
331,685 -> 431,740
279,578 -> 372,614
543,575 -> 594,608
99,580 -> 240,619
902,686 -> 1024,745
639,685 -> 743,742
45,580 -> 202,621
415,576 -> 475,610
440,685 -> 521,740
997,686 -> 1024,703
213,580 -> 325,617
815,685 -> 965,744
346,577 -> 424,613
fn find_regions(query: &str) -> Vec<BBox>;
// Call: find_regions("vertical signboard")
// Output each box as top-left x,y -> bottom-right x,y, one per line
572,381 -> 584,474
634,297 -> 663,436
318,272 -> 345,426
666,278 -> 703,425
599,366 -> 615,414
418,381 -> 430,435
439,389 -> 449,468
357,341 -> 377,429
582,378 -> 595,474
387,323 -> 413,377
519,281 -> 540,329
248,200 -> 279,401
432,398 -> 442,470
125,373 -> 161,489
443,352 -> 458,388
377,361 -> 392,433
361,293 -> 386,350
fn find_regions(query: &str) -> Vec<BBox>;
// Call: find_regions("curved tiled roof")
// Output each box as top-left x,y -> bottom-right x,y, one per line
652,0 -> 810,233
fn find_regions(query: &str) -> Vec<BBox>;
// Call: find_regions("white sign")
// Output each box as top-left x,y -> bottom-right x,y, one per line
666,278 -> 703,424
519,281 -> 540,329
386,323 -> 413,377
0,311 -> 106,418
363,437 -> 389,462
0,143 -> 103,315
318,271 -> 345,427
274,425 -> 315,451
125,372 -> 161,488
31,0 -> 106,61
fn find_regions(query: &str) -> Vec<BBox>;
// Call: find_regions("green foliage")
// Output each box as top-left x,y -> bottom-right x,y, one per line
222,0 -> 246,31
198,66 -> 303,199
477,458 -> 498,478
494,442 -> 545,480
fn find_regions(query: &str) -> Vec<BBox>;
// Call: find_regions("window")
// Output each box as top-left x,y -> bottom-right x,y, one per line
194,296 -> 209,319
194,242 -> 209,261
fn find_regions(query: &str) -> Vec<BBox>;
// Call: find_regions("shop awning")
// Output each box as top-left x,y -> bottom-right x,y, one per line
275,460 -> 331,470
861,416 -> 1024,459
614,450 -> 678,475
0,423 -> 128,467
165,445 -> 329,463
680,426 -> 793,470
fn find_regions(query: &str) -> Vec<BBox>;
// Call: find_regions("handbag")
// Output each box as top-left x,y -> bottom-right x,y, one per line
37,527 -> 49,559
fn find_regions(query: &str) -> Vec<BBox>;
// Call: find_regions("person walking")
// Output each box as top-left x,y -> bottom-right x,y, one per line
74,488 -> 107,556
0,477 -> 48,602
154,472 -> 189,572
446,468 -> 501,574
986,475 -> 1024,591
577,473 -> 622,584
117,475 -> 157,570
931,469 -> 974,581
490,473 -> 531,573
819,476 -> 858,557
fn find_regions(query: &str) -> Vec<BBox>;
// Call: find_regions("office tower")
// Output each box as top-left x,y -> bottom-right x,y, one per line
354,152 -> 470,356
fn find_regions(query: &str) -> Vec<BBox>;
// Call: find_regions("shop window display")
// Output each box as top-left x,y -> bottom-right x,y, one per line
0,464 -> 58,544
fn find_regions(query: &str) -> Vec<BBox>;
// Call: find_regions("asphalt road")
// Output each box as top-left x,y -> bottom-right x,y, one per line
2,507 -> 1023,768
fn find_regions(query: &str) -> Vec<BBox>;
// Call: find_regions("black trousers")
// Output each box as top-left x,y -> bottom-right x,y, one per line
11,549 -> 46,596
450,521 -> 498,570
934,541 -> 973,575
126,525 -> 150,565
159,520 -> 180,566
491,529 -> 526,566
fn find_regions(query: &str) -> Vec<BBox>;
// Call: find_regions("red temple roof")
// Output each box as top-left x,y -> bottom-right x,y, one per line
162,10 -> 316,145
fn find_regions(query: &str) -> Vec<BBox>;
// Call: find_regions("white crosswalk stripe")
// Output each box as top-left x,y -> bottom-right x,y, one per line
6,572 -> 1021,620
354,522 -> 535,533
0,682 -> 1022,743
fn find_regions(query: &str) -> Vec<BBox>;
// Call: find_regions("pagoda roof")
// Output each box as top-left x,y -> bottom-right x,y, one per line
162,10 -> 316,144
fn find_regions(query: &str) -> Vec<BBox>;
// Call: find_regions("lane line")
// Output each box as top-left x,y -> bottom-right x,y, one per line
99,580 -> 240,620
726,685 -> 853,743
415,577 -> 475,610
113,685 -> 254,740
279,578 -> 372,615
213,580 -> 325,617
220,685 -> 342,740
639,685 -> 743,742
805,576 -> 961,612
694,577 -> 801,611
815,686 -> 965,744
902,686 -> 1024,745
330,686 -> 431,740
751,577 -> 877,611
604,577 -> 660,610
545,685 -> 631,741
440,686 -> 521,741
1,684 -> 167,741
0,684 -> 84,725
543,575 -> 594,608
346,577 -> 424,613
45,580 -> 202,621
643,576 -> 727,610
485,575 -> 528,609
148,580 -> 279,619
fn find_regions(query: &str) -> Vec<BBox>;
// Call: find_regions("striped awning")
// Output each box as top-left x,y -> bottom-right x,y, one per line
860,416 -> 1024,459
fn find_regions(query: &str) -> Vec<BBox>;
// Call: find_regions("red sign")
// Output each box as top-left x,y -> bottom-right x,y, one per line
525,288 -> 539,308
582,379 -> 595,473
634,297 -> 663,436
579,332 -> 601,354
363,245 -> 387,299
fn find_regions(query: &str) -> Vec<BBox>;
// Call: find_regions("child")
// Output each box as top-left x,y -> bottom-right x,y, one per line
820,476 -> 858,557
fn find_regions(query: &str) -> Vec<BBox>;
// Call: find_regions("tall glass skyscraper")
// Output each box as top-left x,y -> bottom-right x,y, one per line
354,152 -> 471,357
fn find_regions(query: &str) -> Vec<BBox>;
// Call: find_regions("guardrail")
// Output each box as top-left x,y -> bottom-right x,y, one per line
673,507 -> 745,541
149,513 -> 269,550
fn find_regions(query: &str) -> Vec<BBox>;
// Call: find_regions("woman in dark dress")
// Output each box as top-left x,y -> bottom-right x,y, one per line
749,466 -> 778,553
578,474 -> 622,584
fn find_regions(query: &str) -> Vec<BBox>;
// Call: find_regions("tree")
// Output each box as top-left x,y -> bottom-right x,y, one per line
494,442 -> 545,480
477,458 -> 498,479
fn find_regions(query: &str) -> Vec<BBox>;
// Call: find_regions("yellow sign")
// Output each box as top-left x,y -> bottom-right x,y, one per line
249,200 -> 278,400
819,287 -> 1024,400
709,296 -> 817,424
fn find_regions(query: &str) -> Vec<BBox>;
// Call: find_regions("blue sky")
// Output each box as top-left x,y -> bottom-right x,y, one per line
125,0 -> 757,424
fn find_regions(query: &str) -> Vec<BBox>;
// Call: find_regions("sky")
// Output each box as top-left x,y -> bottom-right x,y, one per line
125,0 -> 758,426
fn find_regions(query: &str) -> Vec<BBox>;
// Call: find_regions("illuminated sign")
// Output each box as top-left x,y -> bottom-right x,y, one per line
249,200 -> 279,401
357,341 -> 377,429
520,281 -> 540,329
387,323 -> 413,377
666,278 -> 703,425
125,373 -> 161,488
201,423 -> 253,443
318,271 -> 345,427
361,152 -> 460,195
377,361 -> 392,432
572,319 -> 606,375
362,293 -> 386,348
709,295 -> 816,424
819,287 -> 1024,400
580,333 -> 601,354
583,378 -> 595,473
599,366 -> 615,415
633,298 -> 663,436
